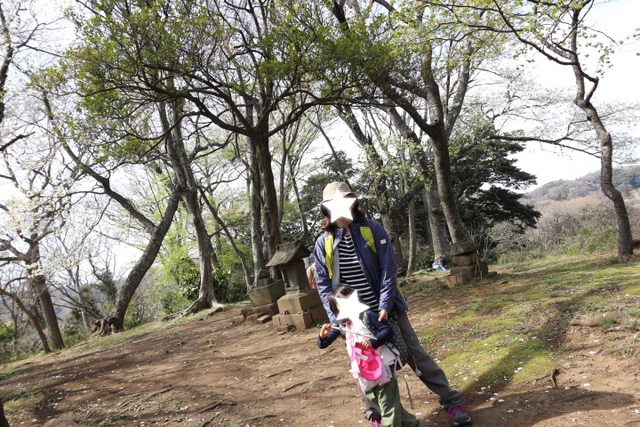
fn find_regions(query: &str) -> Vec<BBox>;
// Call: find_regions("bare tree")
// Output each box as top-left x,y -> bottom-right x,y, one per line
159,99 -> 219,315
0,1 -> 37,152
0,266 -> 51,353
475,0 -> 636,259
325,0 -> 505,262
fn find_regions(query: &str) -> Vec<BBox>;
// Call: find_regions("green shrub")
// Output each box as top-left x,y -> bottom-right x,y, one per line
212,267 -> 246,303
160,289 -> 190,316
61,318 -> 91,347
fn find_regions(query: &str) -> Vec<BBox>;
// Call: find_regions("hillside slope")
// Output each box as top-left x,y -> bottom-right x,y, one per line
525,165 -> 640,204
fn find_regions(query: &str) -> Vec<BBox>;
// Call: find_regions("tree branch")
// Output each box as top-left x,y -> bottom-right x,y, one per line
489,133 -> 600,158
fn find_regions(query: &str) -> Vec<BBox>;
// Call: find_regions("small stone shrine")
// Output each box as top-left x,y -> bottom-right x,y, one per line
442,241 -> 489,287
267,241 -> 327,330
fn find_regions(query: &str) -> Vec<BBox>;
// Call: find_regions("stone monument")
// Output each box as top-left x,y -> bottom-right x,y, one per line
442,241 -> 489,287
267,241 -> 327,330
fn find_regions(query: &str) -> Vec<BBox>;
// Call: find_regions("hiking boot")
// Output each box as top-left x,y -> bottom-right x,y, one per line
447,405 -> 471,426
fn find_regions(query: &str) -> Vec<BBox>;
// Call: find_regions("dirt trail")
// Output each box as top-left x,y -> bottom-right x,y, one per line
2,301 -> 639,426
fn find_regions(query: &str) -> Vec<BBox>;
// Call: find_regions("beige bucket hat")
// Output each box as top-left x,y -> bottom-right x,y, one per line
321,181 -> 356,203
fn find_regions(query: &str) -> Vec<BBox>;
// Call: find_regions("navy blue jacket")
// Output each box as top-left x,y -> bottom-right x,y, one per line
314,218 -> 407,324
317,310 -> 393,349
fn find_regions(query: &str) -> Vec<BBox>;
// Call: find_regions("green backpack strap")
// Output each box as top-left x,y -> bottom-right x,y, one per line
324,233 -> 334,279
360,226 -> 377,254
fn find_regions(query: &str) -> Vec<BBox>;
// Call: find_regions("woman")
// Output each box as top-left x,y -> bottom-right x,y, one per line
314,182 -> 472,427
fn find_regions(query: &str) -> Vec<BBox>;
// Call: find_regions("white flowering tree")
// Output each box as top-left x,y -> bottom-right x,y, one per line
0,135 -> 80,351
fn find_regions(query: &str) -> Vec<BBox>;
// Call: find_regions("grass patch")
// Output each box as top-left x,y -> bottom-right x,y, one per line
402,254 -> 640,394
62,305 -> 237,359
0,365 -> 31,383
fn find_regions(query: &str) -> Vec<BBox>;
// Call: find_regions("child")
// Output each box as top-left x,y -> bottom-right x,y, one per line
317,286 -> 423,427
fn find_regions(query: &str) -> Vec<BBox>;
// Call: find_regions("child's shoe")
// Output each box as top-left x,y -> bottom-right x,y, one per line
371,411 -> 381,427
447,405 -> 471,426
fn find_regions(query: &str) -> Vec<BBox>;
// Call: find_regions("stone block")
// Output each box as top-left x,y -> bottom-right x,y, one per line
272,311 -> 314,330
276,290 -> 322,314
247,313 -> 261,323
450,241 -> 478,256
256,278 -> 272,287
257,314 -> 272,324
451,253 -> 479,267
443,274 -> 465,287
450,261 -> 489,280
309,304 -> 329,324
248,280 -> 285,306
449,265 -> 476,281
240,302 -> 279,318
272,314 -> 288,327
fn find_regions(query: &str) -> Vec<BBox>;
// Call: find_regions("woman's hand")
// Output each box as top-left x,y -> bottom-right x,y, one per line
319,323 -> 333,339
378,309 -> 389,322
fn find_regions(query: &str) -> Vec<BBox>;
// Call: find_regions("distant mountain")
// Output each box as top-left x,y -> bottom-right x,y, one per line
525,165 -> 640,204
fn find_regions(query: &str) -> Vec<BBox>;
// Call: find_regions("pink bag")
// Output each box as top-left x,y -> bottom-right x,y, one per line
354,342 -> 383,380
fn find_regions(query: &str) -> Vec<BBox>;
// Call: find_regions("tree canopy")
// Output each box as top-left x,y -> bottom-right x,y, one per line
0,0 -> 637,353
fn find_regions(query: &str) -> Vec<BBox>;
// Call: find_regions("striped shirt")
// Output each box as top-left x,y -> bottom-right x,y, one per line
338,234 -> 379,311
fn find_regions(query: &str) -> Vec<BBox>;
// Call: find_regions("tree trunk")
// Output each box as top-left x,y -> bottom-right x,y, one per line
401,156 -> 417,275
329,0 -> 477,265
406,195 -> 417,275
2,296 -> 20,350
385,107 -> 452,263
430,132 -> 473,246
0,288 -> 51,353
98,191 -> 181,333
79,295 -> 91,331
246,134 -> 265,287
568,4 -> 633,259
0,399 -> 10,427
289,155 -> 309,241
160,101 -> 218,312
581,103 -> 634,258
254,116 -> 282,279
255,130 -> 282,271
200,188 -> 253,289
26,243 -> 64,350
278,137 -> 287,225
423,185 -> 451,266
572,87 -> 634,258
72,274 -> 92,331
337,106 -> 405,273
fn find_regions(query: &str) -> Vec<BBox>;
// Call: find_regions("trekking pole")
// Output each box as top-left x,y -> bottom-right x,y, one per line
332,325 -> 377,339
